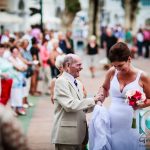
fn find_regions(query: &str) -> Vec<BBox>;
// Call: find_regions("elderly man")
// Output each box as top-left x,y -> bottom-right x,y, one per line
51,54 -> 101,150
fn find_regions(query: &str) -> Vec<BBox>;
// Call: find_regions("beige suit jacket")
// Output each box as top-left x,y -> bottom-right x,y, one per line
51,72 -> 95,145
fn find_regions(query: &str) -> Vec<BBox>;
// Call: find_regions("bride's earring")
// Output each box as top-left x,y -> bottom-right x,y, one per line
128,57 -> 131,63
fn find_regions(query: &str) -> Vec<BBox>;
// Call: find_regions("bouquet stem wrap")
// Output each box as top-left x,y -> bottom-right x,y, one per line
132,110 -> 136,128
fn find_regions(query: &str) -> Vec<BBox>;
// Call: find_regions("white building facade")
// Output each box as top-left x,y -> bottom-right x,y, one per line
1,0 -> 149,32
101,0 -> 150,30
1,0 -> 64,32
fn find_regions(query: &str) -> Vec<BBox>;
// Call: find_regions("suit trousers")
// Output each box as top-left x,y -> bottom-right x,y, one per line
55,144 -> 82,150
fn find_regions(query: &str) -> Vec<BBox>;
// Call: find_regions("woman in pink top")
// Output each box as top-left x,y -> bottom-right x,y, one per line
40,39 -> 51,95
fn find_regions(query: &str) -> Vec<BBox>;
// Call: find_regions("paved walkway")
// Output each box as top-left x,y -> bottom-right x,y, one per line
26,52 -> 150,150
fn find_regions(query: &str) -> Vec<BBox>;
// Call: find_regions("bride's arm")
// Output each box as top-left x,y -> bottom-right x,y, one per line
98,67 -> 115,103
138,72 -> 150,108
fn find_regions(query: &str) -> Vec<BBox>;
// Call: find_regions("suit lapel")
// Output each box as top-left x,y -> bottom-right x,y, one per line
62,72 -> 82,100
68,80 -> 82,100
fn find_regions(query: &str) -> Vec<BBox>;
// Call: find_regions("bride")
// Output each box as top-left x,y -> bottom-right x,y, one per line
89,42 -> 150,150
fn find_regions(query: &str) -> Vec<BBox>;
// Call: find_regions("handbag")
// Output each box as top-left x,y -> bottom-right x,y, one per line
47,59 -> 53,66
26,66 -> 33,78
0,78 -> 13,105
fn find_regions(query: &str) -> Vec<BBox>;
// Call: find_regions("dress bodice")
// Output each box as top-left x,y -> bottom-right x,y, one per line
109,70 -> 144,103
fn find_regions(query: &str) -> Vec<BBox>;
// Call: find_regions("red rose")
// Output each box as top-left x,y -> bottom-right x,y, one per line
126,90 -> 146,107
129,99 -> 136,107
132,91 -> 142,100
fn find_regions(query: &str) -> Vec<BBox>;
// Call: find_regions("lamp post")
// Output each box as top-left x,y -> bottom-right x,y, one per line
30,0 -> 43,33
39,0 -> 43,33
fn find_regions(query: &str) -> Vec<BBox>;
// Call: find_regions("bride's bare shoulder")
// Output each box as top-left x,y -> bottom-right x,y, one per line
106,67 -> 116,78
140,70 -> 149,83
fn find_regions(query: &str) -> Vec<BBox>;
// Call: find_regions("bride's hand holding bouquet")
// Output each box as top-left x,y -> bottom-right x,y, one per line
125,90 -> 147,128
125,90 -> 147,109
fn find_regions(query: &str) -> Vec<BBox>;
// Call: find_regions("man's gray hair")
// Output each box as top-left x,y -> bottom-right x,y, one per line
55,55 -> 66,69
62,54 -> 74,67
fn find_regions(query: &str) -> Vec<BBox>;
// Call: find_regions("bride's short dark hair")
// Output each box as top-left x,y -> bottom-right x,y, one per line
109,42 -> 131,62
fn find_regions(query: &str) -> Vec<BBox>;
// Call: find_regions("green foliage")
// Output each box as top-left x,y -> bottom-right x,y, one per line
65,0 -> 81,14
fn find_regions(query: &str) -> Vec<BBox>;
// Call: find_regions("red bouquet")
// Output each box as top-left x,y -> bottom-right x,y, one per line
125,90 -> 146,128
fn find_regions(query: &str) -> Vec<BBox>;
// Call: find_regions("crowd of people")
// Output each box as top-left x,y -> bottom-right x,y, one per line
0,28 -> 74,116
100,25 -> 150,59
86,25 -> 150,77
0,26 -> 149,116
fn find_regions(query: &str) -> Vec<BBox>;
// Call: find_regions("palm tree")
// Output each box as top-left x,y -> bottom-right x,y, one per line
61,0 -> 81,29
121,0 -> 139,31
88,0 -> 104,39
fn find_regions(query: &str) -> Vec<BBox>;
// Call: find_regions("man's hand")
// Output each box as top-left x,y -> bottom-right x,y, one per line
95,87 -> 106,103
94,92 -> 104,103
94,95 -> 100,103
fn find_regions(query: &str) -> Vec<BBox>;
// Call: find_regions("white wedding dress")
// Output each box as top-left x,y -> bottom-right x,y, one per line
89,70 -> 145,150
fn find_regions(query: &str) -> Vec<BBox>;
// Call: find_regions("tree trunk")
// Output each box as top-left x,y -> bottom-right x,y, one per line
124,0 -> 139,32
124,0 -> 131,29
61,0 -> 81,31
130,16 -> 137,34
88,0 -> 101,40
88,0 -> 95,36
95,0 -> 101,40
130,2 -> 139,34
61,12 -> 75,31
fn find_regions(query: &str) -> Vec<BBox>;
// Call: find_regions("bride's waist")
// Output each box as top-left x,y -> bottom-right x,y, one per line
111,97 -> 127,104
110,97 -> 133,112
